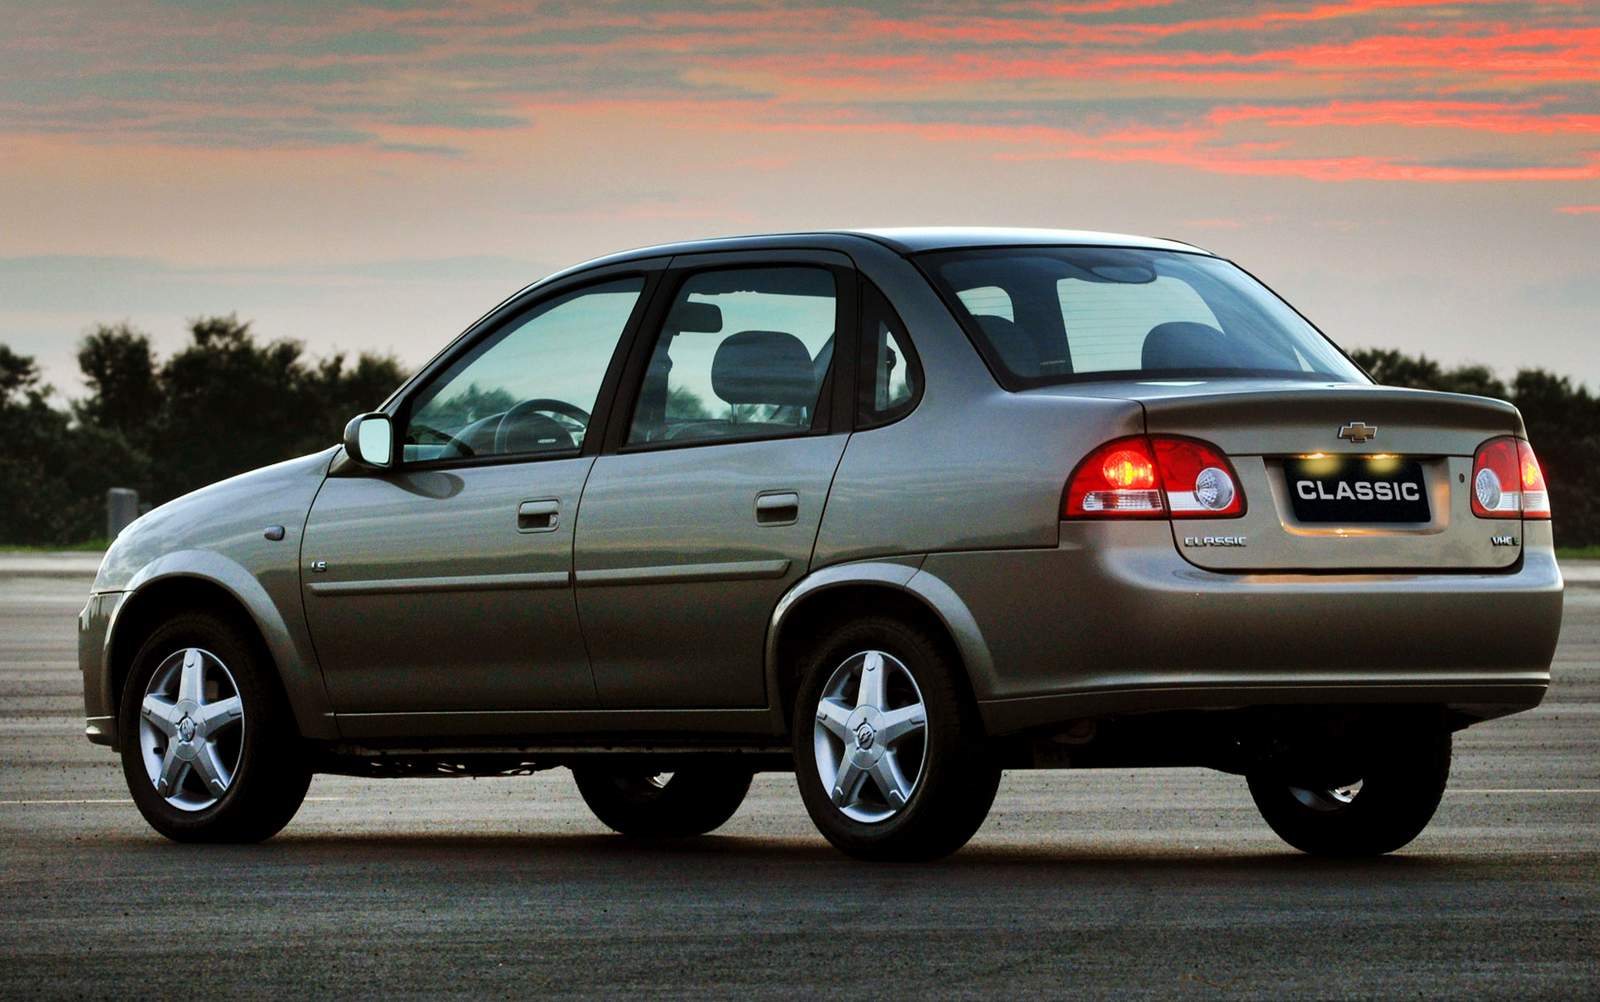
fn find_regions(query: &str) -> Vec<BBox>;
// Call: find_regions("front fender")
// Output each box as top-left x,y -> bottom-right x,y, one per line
105,549 -> 336,742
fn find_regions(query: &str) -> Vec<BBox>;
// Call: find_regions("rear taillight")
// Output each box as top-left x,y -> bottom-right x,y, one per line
1152,437 -> 1245,517
1517,440 -> 1551,519
1471,436 -> 1550,519
1064,436 -> 1244,519
1064,437 -> 1164,517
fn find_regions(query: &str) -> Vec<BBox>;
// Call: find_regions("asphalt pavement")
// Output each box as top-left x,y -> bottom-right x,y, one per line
1,558 -> 1596,999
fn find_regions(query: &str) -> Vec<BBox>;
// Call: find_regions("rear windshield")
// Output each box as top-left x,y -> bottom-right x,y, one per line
918,246 -> 1368,387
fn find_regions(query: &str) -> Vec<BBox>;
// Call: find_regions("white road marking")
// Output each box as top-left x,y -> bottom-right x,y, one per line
0,796 -> 347,805
1459,784 -> 1600,790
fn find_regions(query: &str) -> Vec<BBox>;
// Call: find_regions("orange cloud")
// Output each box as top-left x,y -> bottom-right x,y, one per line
2,1 -> 1597,187
1210,101 -> 1600,135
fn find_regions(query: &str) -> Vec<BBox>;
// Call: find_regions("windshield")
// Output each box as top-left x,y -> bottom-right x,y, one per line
918,247 -> 1368,387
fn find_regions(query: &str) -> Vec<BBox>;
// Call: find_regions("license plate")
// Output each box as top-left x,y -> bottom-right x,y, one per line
1285,456 -> 1431,523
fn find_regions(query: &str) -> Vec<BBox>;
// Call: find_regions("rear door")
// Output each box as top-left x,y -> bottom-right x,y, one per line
573,251 -> 856,708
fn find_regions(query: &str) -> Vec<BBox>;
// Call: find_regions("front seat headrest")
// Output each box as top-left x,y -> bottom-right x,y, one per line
711,330 -> 818,408
1141,321 -> 1237,370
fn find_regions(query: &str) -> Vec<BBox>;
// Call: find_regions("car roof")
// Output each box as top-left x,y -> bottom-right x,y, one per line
839,227 -> 1212,256
549,227 -> 1214,280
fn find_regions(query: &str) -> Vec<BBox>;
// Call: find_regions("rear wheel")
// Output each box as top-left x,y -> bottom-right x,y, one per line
793,617 -> 1000,862
572,765 -> 753,837
118,612 -> 311,843
1246,730 -> 1451,856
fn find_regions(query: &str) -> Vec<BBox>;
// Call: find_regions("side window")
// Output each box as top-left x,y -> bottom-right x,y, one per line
626,266 -> 835,447
403,277 -> 644,462
857,281 -> 921,428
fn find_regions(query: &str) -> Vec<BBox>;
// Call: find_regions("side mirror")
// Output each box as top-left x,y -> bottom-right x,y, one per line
342,412 -> 394,469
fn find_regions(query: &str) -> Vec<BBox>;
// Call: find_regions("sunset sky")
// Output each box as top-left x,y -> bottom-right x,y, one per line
3,0 -> 1597,394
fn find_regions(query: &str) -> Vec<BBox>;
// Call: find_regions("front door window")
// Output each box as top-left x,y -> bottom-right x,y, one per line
404,277 -> 645,463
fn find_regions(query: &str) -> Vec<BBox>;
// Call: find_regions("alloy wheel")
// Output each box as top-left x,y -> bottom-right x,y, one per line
1289,779 -> 1364,813
812,650 -> 928,823
137,648 -> 245,811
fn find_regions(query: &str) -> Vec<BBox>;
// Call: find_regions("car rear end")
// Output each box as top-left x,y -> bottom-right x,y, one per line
911,242 -> 1563,734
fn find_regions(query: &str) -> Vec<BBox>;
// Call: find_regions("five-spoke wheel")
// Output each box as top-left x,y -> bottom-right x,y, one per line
812,650 -> 928,822
138,648 -> 245,810
119,612 -> 310,843
794,617 -> 1001,861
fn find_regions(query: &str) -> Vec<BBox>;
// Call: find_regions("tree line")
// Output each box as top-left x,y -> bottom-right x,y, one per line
0,322 -> 1594,547
0,317 -> 405,545
1348,349 -> 1599,549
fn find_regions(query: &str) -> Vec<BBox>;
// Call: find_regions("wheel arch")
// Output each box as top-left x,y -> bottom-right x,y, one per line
765,558 -> 994,734
105,552 -> 335,747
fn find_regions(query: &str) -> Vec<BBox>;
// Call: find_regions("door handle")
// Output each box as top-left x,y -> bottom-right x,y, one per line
755,491 -> 800,526
517,498 -> 560,533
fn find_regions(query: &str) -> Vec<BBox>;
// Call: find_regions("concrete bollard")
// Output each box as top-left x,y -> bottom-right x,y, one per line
106,488 -> 140,539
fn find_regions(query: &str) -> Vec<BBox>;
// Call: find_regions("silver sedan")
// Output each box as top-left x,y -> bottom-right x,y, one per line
79,228 -> 1563,860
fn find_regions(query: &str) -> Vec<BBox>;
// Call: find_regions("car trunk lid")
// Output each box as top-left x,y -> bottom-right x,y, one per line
1070,379 -> 1526,571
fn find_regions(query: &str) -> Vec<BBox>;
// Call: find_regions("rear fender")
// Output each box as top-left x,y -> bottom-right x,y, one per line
764,556 -> 997,727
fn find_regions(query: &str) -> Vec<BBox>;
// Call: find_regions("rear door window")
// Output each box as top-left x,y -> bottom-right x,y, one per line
857,281 -> 922,428
625,266 -> 836,448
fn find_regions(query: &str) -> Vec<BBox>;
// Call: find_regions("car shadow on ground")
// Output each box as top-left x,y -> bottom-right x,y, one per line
84,827 -> 1485,882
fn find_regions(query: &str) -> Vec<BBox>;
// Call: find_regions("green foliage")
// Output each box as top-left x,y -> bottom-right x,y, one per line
1351,349 -> 1600,547
0,344 -> 148,545
0,318 -> 407,545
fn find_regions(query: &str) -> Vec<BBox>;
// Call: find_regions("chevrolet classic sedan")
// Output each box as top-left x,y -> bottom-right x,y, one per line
80,228 -> 1564,860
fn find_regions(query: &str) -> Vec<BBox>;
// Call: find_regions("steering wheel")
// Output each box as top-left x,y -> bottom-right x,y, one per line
493,398 -> 592,454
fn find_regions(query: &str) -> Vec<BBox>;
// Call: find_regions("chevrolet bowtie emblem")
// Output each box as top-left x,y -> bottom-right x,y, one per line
1338,421 -> 1378,444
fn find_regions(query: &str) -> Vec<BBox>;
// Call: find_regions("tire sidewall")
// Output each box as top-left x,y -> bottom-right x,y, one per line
118,612 -> 289,840
573,765 -> 753,837
791,617 -> 987,856
1248,731 -> 1452,856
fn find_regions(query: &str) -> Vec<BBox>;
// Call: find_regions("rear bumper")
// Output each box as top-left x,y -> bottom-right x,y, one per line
916,522 -> 1562,736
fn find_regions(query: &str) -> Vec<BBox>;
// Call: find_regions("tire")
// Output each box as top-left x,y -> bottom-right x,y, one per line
572,764 -> 753,837
793,616 -> 1000,862
1246,729 -> 1451,856
118,611 -> 311,843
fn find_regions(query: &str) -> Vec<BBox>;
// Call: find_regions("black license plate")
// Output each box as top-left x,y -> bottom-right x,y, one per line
1285,456 -> 1431,523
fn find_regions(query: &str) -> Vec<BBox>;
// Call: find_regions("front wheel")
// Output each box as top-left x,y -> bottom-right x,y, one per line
1247,730 -> 1452,856
118,612 -> 311,843
572,765 -> 753,837
793,617 -> 1000,862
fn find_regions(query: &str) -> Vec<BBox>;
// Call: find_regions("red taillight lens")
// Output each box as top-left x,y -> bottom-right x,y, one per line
1152,437 -> 1245,518
1472,436 -> 1550,519
1065,437 -> 1164,517
1101,448 -> 1157,491
1517,439 -> 1551,519
1064,435 -> 1244,519
1471,437 -> 1519,517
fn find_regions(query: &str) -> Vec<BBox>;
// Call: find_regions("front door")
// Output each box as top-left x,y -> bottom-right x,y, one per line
302,272 -> 655,729
574,256 -> 855,708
